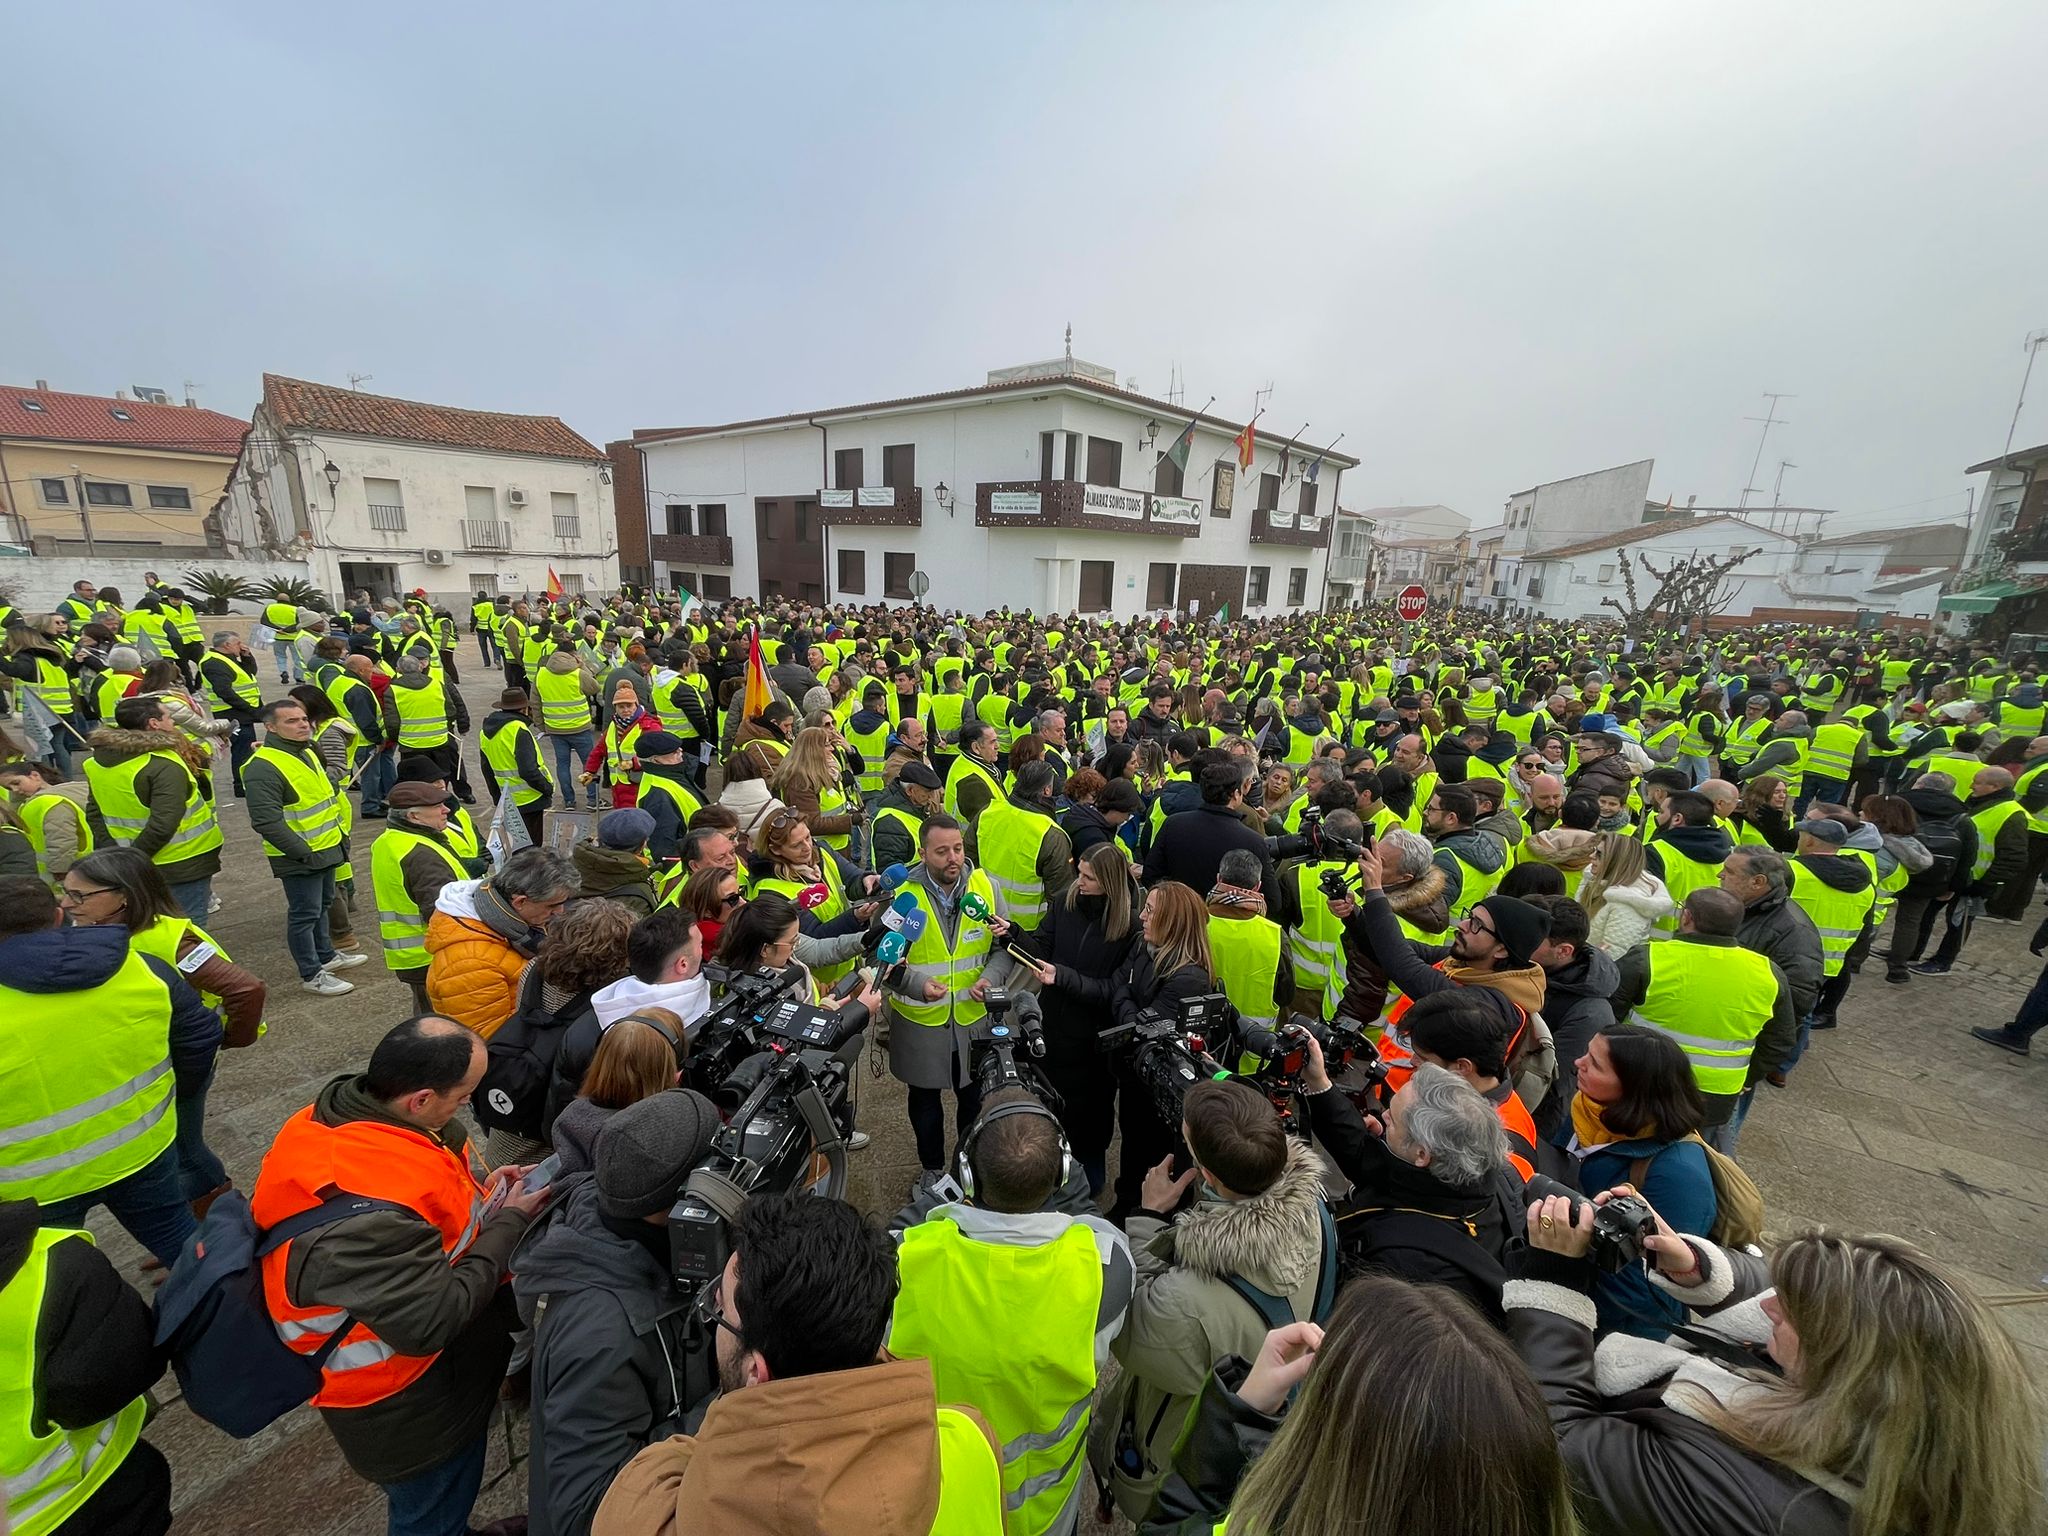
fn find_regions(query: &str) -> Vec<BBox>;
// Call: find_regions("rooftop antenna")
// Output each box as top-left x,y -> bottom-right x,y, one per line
1063,324 -> 1071,362
182,378 -> 202,407
347,372 -> 373,392
1736,392 -> 1794,511
1254,381 -> 1276,415
1772,459 -> 1797,508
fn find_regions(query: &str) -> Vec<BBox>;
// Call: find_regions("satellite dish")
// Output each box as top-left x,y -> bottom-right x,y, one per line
908,570 -> 931,599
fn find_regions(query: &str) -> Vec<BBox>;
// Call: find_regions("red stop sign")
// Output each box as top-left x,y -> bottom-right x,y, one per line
1395,584 -> 1428,622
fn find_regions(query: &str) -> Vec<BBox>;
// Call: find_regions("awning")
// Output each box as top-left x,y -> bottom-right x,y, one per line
1938,580 -> 2028,614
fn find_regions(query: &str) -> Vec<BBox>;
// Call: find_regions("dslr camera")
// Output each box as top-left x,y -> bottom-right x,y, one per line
1231,1012 -> 1388,1134
1522,1175 -> 1661,1274
666,985 -> 872,1295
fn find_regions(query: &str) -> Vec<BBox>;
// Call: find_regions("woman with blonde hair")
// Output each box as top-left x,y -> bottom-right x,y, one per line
1150,1278 -> 1574,1535
1104,879 -> 1214,1221
1522,1192 -> 2048,1536
769,724 -> 856,855
1577,831 -> 1673,953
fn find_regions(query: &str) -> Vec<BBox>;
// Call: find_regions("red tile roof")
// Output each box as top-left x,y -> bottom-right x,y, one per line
262,374 -> 604,462
0,385 -> 248,456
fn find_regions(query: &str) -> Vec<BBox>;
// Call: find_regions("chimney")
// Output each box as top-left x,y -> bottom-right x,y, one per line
114,389 -> 127,401
184,395 -> 196,408
33,379 -> 47,391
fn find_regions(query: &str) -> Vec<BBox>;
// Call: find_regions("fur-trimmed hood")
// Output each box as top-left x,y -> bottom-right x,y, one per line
86,724 -> 213,776
1385,862 -> 1451,934
1154,1140 -> 1325,1294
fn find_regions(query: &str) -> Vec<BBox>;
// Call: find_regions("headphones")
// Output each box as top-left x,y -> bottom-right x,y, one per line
954,1097 -> 1075,1203
613,1010 -> 689,1071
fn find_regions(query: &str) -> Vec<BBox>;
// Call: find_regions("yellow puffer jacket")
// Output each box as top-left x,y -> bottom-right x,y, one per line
424,908 -> 531,1039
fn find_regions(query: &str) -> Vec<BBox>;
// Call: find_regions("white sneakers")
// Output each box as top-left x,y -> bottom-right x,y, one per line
302,970 -> 354,996
325,952 -> 371,971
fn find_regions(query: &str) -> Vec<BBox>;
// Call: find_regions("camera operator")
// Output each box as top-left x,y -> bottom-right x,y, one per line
1104,881 -> 1217,1224
887,1088 -> 1134,1536
1514,1188 -> 2044,1536
885,813 -> 1016,1192
516,1089 -> 722,1536
593,1195 -> 1007,1536
1205,848 -> 1294,1033
1089,1079 -> 1331,1524
1328,844 -> 1550,1094
1301,1042 -> 1516,1320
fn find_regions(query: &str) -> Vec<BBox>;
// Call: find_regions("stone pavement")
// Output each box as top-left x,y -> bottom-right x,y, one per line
67,654 -> 2048,1529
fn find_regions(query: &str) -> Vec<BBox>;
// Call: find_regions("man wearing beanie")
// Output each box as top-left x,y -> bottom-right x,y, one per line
1330,845 -> 1553,1100
479,687 -> 554,847
630,730 -> 705,869
574,807 -> 659,915
515,1088 -> 721,1536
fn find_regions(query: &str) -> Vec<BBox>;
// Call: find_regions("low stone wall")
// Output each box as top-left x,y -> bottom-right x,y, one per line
0,554 -> 315,622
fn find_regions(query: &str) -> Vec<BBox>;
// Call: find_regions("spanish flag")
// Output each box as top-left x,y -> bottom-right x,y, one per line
742,626 -> 775,721
545,565 -> 564,601
1234,415 -> 1258,472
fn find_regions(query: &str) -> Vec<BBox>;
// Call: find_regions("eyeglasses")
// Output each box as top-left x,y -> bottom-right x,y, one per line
1459,913 -> 1497,938
694,1277 -> 743,1344
59,886 -> 116,905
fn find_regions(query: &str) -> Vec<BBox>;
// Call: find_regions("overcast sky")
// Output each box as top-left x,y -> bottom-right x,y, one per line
6,2 -> 2045,536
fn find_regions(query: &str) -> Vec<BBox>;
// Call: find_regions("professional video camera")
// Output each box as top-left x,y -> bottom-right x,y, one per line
1098,991 -> 1234,1128
688,963 -> 812,1107
1522,1175 -> 1660,1274
667,985 -> 872,1294
1230,1011 -> 1389,1135
969,989 -> 1061,1113
1266,805 -> 1370,865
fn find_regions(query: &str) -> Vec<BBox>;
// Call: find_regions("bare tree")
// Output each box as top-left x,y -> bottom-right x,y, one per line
1600,547 -> 1761,638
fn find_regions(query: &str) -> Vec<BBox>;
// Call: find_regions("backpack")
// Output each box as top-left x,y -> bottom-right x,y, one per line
1223,1203 -> 1339,1334
1629,1135 -> 1766,1251
475,970 -> 589,1138
153,1188 -> 408,1438
1908,814 -> 1965,895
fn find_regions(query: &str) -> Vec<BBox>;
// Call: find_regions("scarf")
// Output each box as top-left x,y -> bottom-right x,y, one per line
1570,1090 -> 1635,1149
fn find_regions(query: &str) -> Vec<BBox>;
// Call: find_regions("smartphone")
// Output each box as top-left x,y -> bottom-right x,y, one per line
518,1154 -> 562,1195
1006,943 -> 1041,968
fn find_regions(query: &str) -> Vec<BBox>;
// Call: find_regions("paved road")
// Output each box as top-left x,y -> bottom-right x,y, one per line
69,657 -> 2048,1531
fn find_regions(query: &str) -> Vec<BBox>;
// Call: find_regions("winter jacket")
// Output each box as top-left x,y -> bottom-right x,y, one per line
715,776 -> 785,843
156,686 -> 234,746
1585,875 -> 1674,955
592,1355 -> 1000,1536
1091,1141 -> 1329,1519
1505,1237 -> 1853,1536
255,1072 -> 530,1484
1788,851 -> 1877,961
1611,934 -> 1797,1122
776,773 -> 854,840
867,783 -> 927,873
1147,803 -> 1277,909
0,1197 -> 171,1536
726,717 -> 789,784
1552,1122 -> 1720,1339
243,735 -> 350,878
1139,1356 -> 1280,1536
572,840 -> 657,915
1016,882 -> 1143,1069
1730,805 -> 1798,853
637,762 -> 697,862
197,649 -> 263,724
1335,864 -> 1452,1025
1898,783 -> 1978,898
1339,888 -> 1549,1022
82,725 -> 222,884
1523,826 -> 1602,885
480,709 -> 554,807
1734,887 -> 1826,1019
1732,728 -> 1808,785
1305,1086 -> 1513,1319
391,668 -> 470,735
425,878 -> 545,1039
1058,800 -> 1119,860
514,1174 -> 711,1536
1533,944 -> 1621,1139
884,865 -> 1012,1091
1965,788 -> 2030,895
1569,750 -> 1635,800
1476,804 -> 1526,850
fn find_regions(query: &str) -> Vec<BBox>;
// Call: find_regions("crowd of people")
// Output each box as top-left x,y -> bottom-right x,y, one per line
0,573 -> 2043,1536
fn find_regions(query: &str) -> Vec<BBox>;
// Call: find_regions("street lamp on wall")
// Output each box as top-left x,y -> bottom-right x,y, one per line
934,481 -> 953,515
323,460 -> 340,491
1142,420 -> 1160,453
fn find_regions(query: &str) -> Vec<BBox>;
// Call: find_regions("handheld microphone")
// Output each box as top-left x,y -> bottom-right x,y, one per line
960,890 -> 994,923
796,882 -> 831,911
877,930 -> 908,965
879,863 -> 913,891
884,909 -> 928,989
898,907 -> 929,943
881,889 -> 919,931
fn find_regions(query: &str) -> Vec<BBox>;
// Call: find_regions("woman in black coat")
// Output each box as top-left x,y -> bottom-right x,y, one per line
1010,842 -> 1142,1196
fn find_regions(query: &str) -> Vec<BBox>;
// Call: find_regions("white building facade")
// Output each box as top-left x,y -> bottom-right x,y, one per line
626,358 -> 1356,619
1510,515 -> 1803,623
220,375 -> 617,606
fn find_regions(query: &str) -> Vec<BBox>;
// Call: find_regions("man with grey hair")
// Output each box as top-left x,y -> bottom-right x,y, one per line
1301,1050 -> 1513,1318
1716,845 -> 1824,1021
1732,708 -> 1811,789
391,651 -> 473,803
426,845 -> 578,1036
199,628 -> 265,793
1333,826 -> 1450,1025
1035,707 -> 1071,780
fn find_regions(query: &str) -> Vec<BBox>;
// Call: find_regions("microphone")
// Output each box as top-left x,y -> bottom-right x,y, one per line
898,907 -> 929,943
878,863 -> 913,891
877,930 -> 908,965
879,889 -> 919,933
796,882 -> 831,911
959,890 -> 994,923
882,908 -> 928,987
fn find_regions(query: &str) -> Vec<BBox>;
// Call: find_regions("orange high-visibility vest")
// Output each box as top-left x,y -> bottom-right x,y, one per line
252,1107 -> 487,1410
1384,972 -> 1534,1179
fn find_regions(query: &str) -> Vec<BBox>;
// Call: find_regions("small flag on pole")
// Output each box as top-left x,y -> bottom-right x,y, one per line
676,584 -> 701,622
1303,453 -> 1323,484
1234,416 -> 1257,472
546,565 -> 564,600
1216,602 -> 1231,622
1165,415 -> 1199,474
742,626 -> 775,721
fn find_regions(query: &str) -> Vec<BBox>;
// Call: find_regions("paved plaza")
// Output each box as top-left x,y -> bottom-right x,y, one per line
74,666 -> 2048,1533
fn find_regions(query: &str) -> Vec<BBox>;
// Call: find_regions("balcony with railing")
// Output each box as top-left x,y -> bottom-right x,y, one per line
818,482 -> 923,528
649,531 -> 734,567
464,518 -> 512,551
367,501 -> 407,532
552,514 -> 582,540
972,479 -> 1199,536
1251,502 -> 1332,548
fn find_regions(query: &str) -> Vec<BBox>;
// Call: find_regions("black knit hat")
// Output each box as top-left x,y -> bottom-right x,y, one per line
1475,894 -> 1552,968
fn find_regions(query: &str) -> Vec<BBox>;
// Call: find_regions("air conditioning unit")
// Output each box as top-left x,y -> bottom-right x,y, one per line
423,548 -> 448,566
506,488 -> 529,508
